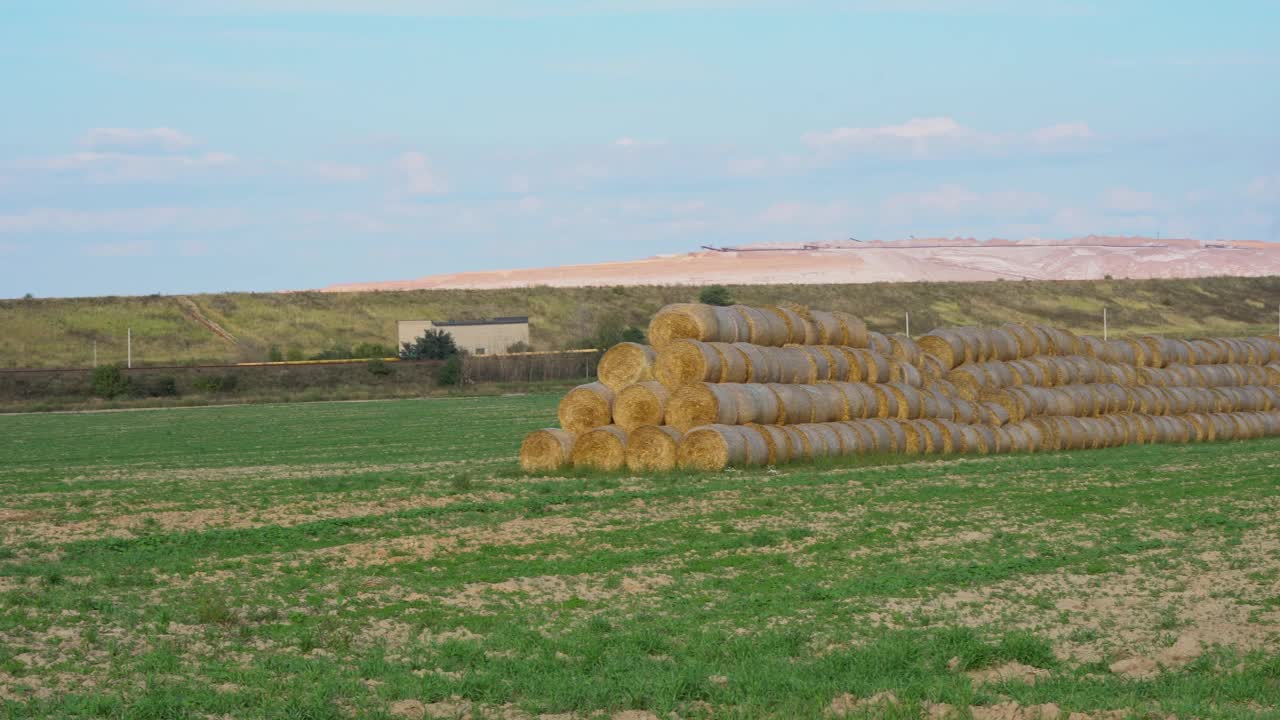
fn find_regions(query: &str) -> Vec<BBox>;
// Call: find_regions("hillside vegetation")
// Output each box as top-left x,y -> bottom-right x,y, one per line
2,276 -> 1278,368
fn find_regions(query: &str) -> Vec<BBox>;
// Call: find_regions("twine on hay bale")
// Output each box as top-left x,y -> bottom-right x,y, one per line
558,382 -> 614,435
598,342 -> 657,391
625,425 -> 683,471
613,381 -> 671,432
519,428 -> 575,472
570,425 -> 629,471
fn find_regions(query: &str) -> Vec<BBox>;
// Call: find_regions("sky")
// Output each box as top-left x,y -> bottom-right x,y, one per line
0,1 -> 1278,298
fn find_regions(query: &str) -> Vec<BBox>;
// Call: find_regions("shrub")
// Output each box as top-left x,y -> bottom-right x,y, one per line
132,375 -> 178,398
310,346 -> 352,360
506,340 -> 532,354
353,342 -> 391,359
285,348 -> 304,362
267,345 -> 284,362
437,355 -> 463,386
698,284 -> 733,306
91,365 -> 131,399
193,373 -> 239,394
401,329 -> 459,360
583,315 -> 646,350
365,358 -> 393,376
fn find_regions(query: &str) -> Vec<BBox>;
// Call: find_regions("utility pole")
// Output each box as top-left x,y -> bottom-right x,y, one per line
93,341 -> 98,368
905,311 -> 911,338
127,328 -> 132,369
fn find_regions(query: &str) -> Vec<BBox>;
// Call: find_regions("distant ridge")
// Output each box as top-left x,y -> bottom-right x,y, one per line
320,236 -> 1280,292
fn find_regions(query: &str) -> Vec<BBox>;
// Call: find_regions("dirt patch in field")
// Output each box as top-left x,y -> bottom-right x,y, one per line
442,571 -> 674,611
877,524 -> 1280,672
966,661 -> 1049,685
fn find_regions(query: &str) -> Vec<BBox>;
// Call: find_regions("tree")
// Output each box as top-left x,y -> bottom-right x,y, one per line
582,314 -> 646,350
437,355 -> 463,386
620,326 -> 646,344
400,328 -> 460,360
91,364 -> 131,399
699,285 -> 733,306
267,345 -> 284,362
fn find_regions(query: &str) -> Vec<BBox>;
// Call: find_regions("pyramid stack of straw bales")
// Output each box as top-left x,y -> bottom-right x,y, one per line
519,302 -> 1280,472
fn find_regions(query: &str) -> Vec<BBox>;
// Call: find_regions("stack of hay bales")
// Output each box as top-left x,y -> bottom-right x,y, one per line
519,303 -> 1280,472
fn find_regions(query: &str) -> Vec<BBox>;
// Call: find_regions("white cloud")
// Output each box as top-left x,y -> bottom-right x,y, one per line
396,152 -> 449,195
1102,186 -> 1156,213
517,195 -> 543,212
83,127 -> 197,153
21,151 -> 237,183
803,117 -> 981,156
0,207 -> 246,234
308,162 -> 369,182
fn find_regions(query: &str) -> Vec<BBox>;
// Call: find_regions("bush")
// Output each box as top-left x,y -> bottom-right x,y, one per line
699,284 -> 733,306
267,346 -> 284,362
583,315 -> 647,350
91,365 -> 131,399
401,329 -> 459,360
437,355 -> 463,386
506,340 -> 532,354
132,375 -> 178,398
353,342 -> 391,359
365,358 -> 393,376
193,373 -> 239,394
285,348 -> 304,362
310,346 -> 352,361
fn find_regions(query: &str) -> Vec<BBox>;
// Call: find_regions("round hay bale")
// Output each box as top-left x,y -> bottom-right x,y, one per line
667,382 -> 746,431
809,310 -> 844,345
951,398 -> 981,425
989,328 -> 1020,362
711,306 -> 749,344
739,383 -> 782,424
625,425 -> 684,472
898,419 -> 924,454
869,418 -> 908,452
747,423 -> 792,465
678,424 -> 750,471
834,311 -> 869,348
764,306 -> 809,345
613,381 -> 671,432
799,346 -> 832,381
778,346 -> 816,383
819,346 -> 852,382
829,422 -> 864,455
867,331 -> 893,357
571,425 -> 629,471
654,339 -> 722,388
598,342 -> 658,391
980,400 -> 1011,426
731,342 -> 770,383
782,424 -> 813,461
558,382 -> 615,434
736,424 -> 774,465
919,354 -> 946,381
885,382 -> 924,419
918,331 -> 965,370
956,424 -> 985,454
888,334 -> 923,366
932,418 -> 960,454
830,382 -> 878,419
890,361 -> 924,388
808,384 -> 846,423
716,343 -> 750,383
771,383 -> 816,424
733,305 -> 787,346
913,419 -> 946,453
519,428 -> 576,472
809,423 -> 844,457
870,384 -> 900,419
649,304 -> 720,349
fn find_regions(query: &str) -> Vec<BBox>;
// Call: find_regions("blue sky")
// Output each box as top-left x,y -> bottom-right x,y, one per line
1,1 -> 1277,297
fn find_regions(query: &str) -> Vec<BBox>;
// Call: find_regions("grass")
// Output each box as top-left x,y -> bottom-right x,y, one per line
4,275 -> 1280,368
1,395 -> 1279,718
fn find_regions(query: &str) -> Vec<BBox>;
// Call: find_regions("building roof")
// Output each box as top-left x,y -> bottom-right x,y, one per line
415,316 -> 529,327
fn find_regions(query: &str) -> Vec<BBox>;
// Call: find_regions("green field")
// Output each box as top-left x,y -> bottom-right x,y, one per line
4,276 -> 1280,368
2,396 -> 1279,719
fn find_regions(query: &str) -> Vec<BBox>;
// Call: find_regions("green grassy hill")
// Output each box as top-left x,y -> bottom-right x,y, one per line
2,276 -> 1278,369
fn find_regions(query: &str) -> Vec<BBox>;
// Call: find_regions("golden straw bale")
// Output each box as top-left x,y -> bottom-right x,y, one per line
654,339 -> 723,388
808,311 -> 844,345
988,328 -> 1019,362
919,354 -> 945,381
868,418 -> 908,452
807,424 -> 844,457
778,346 -> 816,383
732,343 -> 770,382
747,423 -> 792,465
613,382 -> 671,432
734,306 -> 788,346
793,425 -> 833,458
678,424 -> 751,471
739,383 -> 782,424
830,382 -> 878,419
571,425 -> 629,471
519,428 -> 576,472
888,334 -> 923,366
667,382 -> 745,431
818,346 -> 852,381
854,348 -> 892,383
889,361 -> 923,388
716,343 -> 750,383
648,304 -> 721,350
914,419 -> 946,453
917,330 -> 965,370
799,346 -> 832,381
834,311 -> 869,348
867,331 -> 893,357
598,342 -> 658,391
829,423 -> 863,455
870,384 -> 900,419
782,425 -> 813,460
806,384 -> 845,423
766,384 -> 812,424
763,306 -> 808,345
625,425 -> 683,472
558,382 -> 615,434
955,425 -> 985,454
711,306 -> 750,344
